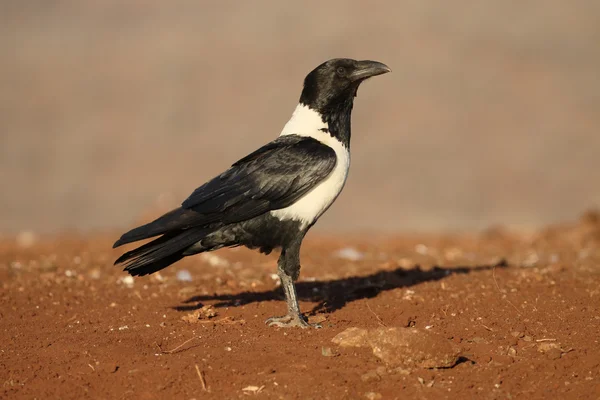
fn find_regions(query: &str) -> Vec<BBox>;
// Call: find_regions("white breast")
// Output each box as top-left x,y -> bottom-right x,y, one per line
270,104 -> 351,229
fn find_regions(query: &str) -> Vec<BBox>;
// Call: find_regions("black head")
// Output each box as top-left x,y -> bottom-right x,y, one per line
299,58 -> 391,114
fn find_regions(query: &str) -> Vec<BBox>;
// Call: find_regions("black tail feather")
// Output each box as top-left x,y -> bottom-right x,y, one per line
124,253 -> 185,277
115,228 -> 210,276
114,232 -> 179,265
113,208 -> 207,248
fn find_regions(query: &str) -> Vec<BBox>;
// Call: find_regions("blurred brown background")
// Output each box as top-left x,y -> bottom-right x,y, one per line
1,1 -> 599,235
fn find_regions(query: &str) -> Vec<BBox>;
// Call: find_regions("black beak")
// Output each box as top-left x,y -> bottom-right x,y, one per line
349,60 -> 392,82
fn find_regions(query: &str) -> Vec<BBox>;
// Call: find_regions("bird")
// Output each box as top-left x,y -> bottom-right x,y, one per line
113,58 -> 391,328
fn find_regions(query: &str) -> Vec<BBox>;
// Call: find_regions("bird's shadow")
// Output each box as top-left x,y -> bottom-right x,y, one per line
174,260 -> 507,315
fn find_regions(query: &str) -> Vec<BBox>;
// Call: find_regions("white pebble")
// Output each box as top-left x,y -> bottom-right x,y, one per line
88,269 -> 101,280
118,275 -> 135,288
415,244 -> 428,255
334,247 -> 364,261
200,253 -> 230,267
176,269 -> 193,282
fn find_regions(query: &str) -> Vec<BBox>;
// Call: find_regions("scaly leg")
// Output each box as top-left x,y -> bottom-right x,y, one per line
265,237 -> 320,329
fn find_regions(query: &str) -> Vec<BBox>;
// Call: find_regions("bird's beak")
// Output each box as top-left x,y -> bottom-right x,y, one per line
349,60 -> 392,82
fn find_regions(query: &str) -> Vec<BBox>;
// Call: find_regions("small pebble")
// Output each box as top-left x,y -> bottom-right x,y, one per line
334,247 -> 364,261
118,276 -> 135,288
361,370 -> 381,382
415,244 -> 428,255
201,253 -> 230,267
321,347 -> 336,357
176,270 -> 193,282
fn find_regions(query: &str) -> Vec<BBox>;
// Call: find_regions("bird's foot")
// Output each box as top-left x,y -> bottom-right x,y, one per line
265,314 -> 321,329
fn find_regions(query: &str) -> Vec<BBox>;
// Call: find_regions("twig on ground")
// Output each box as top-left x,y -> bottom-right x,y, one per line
536,338 -> 557,342
195,364 -> 208,392
197,316 -> 245,325
157,336 -> 198,354
492,265 -> 523,316
366,302 -> 387,327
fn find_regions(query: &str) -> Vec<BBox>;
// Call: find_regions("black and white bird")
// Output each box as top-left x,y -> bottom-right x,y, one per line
113,58 -> 391,328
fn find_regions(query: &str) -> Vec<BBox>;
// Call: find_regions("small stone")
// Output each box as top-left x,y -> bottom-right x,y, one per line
522,252 -> 539,267
361,370 -> 381,382
200,253 -> 229,267
242,385 -> 264,394
415,244 -> 428,255
393,367 -> 411,375
118,276 -> 135,288
332,327 -> 460,369
321,347 -> 336,357
88,268 -> 101,280
475,355 -> 492,364
365,392 -> 382,400
537,342 -> 560,353
331,327 -> 368,347
176,269 -> 193,282
309,315 -> 327,324
444,247 -> 463,261
333,247 -> 364,261
181,305 -> 218,323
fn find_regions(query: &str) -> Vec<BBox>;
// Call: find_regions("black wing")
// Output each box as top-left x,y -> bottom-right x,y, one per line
113,135 -> 336,247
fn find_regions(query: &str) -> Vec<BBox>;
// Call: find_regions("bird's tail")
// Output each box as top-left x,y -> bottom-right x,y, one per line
114,229 -> 211,276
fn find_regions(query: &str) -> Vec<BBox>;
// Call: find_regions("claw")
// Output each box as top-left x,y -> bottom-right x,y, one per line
265,314 -> 321,329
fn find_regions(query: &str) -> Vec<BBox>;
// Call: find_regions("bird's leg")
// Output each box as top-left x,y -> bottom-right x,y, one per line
266,238 -> 320,329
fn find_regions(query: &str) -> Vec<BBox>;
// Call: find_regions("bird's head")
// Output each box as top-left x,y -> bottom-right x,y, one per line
299,58 -> 391,114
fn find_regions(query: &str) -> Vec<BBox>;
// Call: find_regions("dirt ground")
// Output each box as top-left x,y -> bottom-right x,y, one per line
2,212 -> 599,399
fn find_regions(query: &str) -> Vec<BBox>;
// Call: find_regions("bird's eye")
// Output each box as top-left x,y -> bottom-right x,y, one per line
336,66 -> 346,77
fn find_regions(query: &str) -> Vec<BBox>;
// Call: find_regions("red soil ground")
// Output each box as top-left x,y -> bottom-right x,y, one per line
2,212 -> 600,399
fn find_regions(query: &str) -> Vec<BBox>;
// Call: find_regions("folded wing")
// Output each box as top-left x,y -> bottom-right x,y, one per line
113,135 -> 337,248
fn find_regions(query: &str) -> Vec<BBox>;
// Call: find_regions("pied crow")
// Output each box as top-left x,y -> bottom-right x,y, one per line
114,58 -> 391,328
